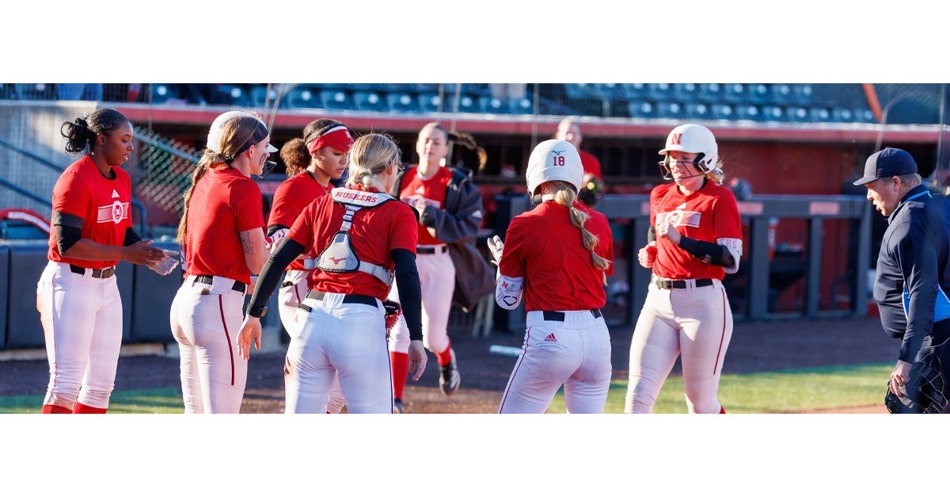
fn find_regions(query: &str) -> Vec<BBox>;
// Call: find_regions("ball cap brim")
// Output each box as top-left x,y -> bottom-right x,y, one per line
853,147 -> 918,186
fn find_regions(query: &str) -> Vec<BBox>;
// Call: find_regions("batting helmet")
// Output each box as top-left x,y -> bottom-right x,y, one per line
526,139 -> 583,197
884,351 -> 949,414
658,123 -> 719,180
206,110 -> 277,154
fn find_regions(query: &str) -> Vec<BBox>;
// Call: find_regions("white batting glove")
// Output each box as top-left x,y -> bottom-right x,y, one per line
487,235 -> 504,266
264,228 -> 289,253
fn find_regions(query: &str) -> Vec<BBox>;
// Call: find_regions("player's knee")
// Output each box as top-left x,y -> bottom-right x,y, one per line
625,378 -> 660,413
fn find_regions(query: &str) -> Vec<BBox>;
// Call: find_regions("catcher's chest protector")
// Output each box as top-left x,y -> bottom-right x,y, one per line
314,188 -> 394,286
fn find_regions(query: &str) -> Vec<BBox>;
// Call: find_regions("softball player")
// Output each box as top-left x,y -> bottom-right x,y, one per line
625,123 -> 743,414
238,133 -> 427,414
387,122 -> 484,411
37,109 -> 169,414
489,139 -> 614,414
268,120 -> 353,413
169,110 -> 275,414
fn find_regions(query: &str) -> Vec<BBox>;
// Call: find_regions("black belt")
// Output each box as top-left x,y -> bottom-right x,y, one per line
654,278 -> 713,290
192,275 -> 247,293
417,245 -> 448,255
542,309 -> 602,321
299,290 -> 378,311
69,264 -> 115,279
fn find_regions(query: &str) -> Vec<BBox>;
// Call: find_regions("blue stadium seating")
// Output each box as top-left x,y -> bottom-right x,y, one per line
710,103 -> 735,120
417,93 -> 444,113
285,87 -> 320,108
809,107 -> 833,123
656,101 -> 684,119
770,84 -> 793,105
785,106 -> 810,122
621,83 -> 648,101
150,84 -> 177,104
735,104 -> 761,122
647,83 -> 675,101
509,97 -> 534,115
792,84 -> 815,105
478,96 -> 508,114
251,86 -> 284,108
831,107 -> 854,122
386,92 -> 418,113
320,89 -> 354,110
353,91 -> 388,112
675,83 -> 701,102
210,84 -> 251,106
748,83 -> 770,104
685,102 -> 710,120
627,101 -> 657,119
723,84 -> 747,104
446,94 -> 478,113
699,83 -> 725,103
761,105 -> 786,122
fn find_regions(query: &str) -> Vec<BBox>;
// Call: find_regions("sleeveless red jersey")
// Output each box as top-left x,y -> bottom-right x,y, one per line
47,155 -> 132,269
649,180 -> 742,280
183,166 -> 265,285
268,171 -> 331,270
288,189 -> 418,301
498,201 -> 614,312
397,166 -> 453,245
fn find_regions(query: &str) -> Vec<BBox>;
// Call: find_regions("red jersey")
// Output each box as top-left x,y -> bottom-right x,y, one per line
498,201 -> 614,312
47,155 -> 132,269
579,149 -> 603,180
268,171 -> 332,271
183,166 -> 264,285
649,180 -> 742,280
288,189 -> 418,301
397,166 -> 452,245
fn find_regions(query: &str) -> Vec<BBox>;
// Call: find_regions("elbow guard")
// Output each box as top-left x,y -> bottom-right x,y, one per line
677,236 -> 735,267
495,273 -> 524,310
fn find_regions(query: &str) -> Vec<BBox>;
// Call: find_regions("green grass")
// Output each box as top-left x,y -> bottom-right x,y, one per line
0,387 -> 183,414
547,363 -> 893,413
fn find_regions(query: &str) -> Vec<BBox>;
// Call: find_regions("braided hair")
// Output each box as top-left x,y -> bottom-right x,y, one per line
548,181 -> 611,283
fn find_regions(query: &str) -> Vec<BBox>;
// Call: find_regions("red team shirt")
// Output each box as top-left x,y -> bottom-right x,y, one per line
268,172 -> 331,271
183,166 -> 265,285
649,181 -> 742,281
47,155 -> 132,269
579,149 -> 603,181
499,201 -> 614,312
397,166 -> 452,245
288,189 -> 419,301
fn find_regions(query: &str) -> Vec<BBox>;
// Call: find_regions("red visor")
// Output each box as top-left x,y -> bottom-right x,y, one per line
307,126 -> 354,155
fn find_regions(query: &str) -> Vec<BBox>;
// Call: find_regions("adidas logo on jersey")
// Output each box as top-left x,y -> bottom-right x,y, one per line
544,333 -> 557,342
676,202 -> 686,210
112,189 -> 120,199
415,186 -> 425,195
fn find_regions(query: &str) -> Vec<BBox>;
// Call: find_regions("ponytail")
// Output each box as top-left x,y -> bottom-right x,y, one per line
551,182 -> 611,283
176,150 -> 229,243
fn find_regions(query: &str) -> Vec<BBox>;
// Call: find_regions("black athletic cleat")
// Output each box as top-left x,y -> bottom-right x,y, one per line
439,349 -> 461,396
393,398 -> 404,414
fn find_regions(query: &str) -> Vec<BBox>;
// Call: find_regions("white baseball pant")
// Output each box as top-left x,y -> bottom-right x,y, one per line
387,247 -> 455,354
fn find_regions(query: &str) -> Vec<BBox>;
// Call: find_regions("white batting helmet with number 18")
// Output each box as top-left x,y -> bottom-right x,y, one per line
526,139 -> 584,196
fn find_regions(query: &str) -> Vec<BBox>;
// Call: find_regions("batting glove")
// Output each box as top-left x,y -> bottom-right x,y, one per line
150,250 -> 180,276
487,235 -> 504,266
265,228 -> 289,252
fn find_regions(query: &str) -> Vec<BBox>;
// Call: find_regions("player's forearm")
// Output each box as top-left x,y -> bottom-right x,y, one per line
675,236 -> 735,267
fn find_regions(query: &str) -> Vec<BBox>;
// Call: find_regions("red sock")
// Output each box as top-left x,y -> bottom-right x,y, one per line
719,405 -> 726,414
391,351 -> 409,400
436,340 -> 453,367
73,402 -> 107,414
41,404 -> 72,414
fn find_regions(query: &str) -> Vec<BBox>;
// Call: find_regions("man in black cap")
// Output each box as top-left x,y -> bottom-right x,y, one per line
855,147 -> 950,413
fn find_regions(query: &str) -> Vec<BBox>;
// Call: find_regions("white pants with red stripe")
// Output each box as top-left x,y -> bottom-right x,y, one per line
285,292 -> 392,414
37,261 -> 123,411
387,247 -> 455,354
625,280 -> 733,414
169,275 -> 248,414
498,309 -> 611,414
278,269 -> 345,414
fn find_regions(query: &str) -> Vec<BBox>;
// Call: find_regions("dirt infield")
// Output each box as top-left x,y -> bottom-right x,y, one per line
0,315 -> 895,413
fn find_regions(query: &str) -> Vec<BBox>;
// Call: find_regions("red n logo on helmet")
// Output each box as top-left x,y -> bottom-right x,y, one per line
670,133 -> 683,145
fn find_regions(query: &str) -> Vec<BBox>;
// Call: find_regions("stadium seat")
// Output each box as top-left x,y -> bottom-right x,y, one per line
785,106 -> 810,122
656,101 -> 684,119
595,83 -> 625,101
831,107 -> 854,122
352,91 -> 387,112
508,97 -> 534,114
710,103 -> 735,120
855,108 -> 877,123
285,87 -> 321,109
647,83 -> 674,101
748,83 -> 770,104
735,104 -> 761,121
627,101 -> 657,119
792,84 -> 815,105
700,83 -> 725,103
621,83 -> 648,101
810,107 -> 833,123
208,84 -> 251,106
770,84 -> 793,105
674,83 -> 701,102
723,83 -> 747,104
478,96 -> 508,114
149,84 -> 177,104
685,102 -> 710,119
386,92 -> 418,113
320,89 -> 354,110
417,93 -> 444,113
251,86 -> 283,108
761,105 -> 786,121
446,94 -> 478,113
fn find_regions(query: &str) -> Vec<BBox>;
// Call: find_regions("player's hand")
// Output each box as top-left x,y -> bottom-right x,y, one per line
656,220 -> 682,245
148,250 -> 180,276
638,242 -> 657,268
237,315 -> 262,360
126,240 -> 167,265
407,340 -> 428,381
487,235 -> 504,266
889,359 -> 913,396
412,198 -> 428,219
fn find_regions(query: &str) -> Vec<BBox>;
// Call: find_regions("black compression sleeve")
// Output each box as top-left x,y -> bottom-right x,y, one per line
55,225 -> 83,255
266,224 -> 290,236
123,227 -> 142,247
246,239 -> 305,317
677,236 -> 734,267
392,248 -> 423,342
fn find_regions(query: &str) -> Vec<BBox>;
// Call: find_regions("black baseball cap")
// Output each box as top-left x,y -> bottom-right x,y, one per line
853,147 -> 918,186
